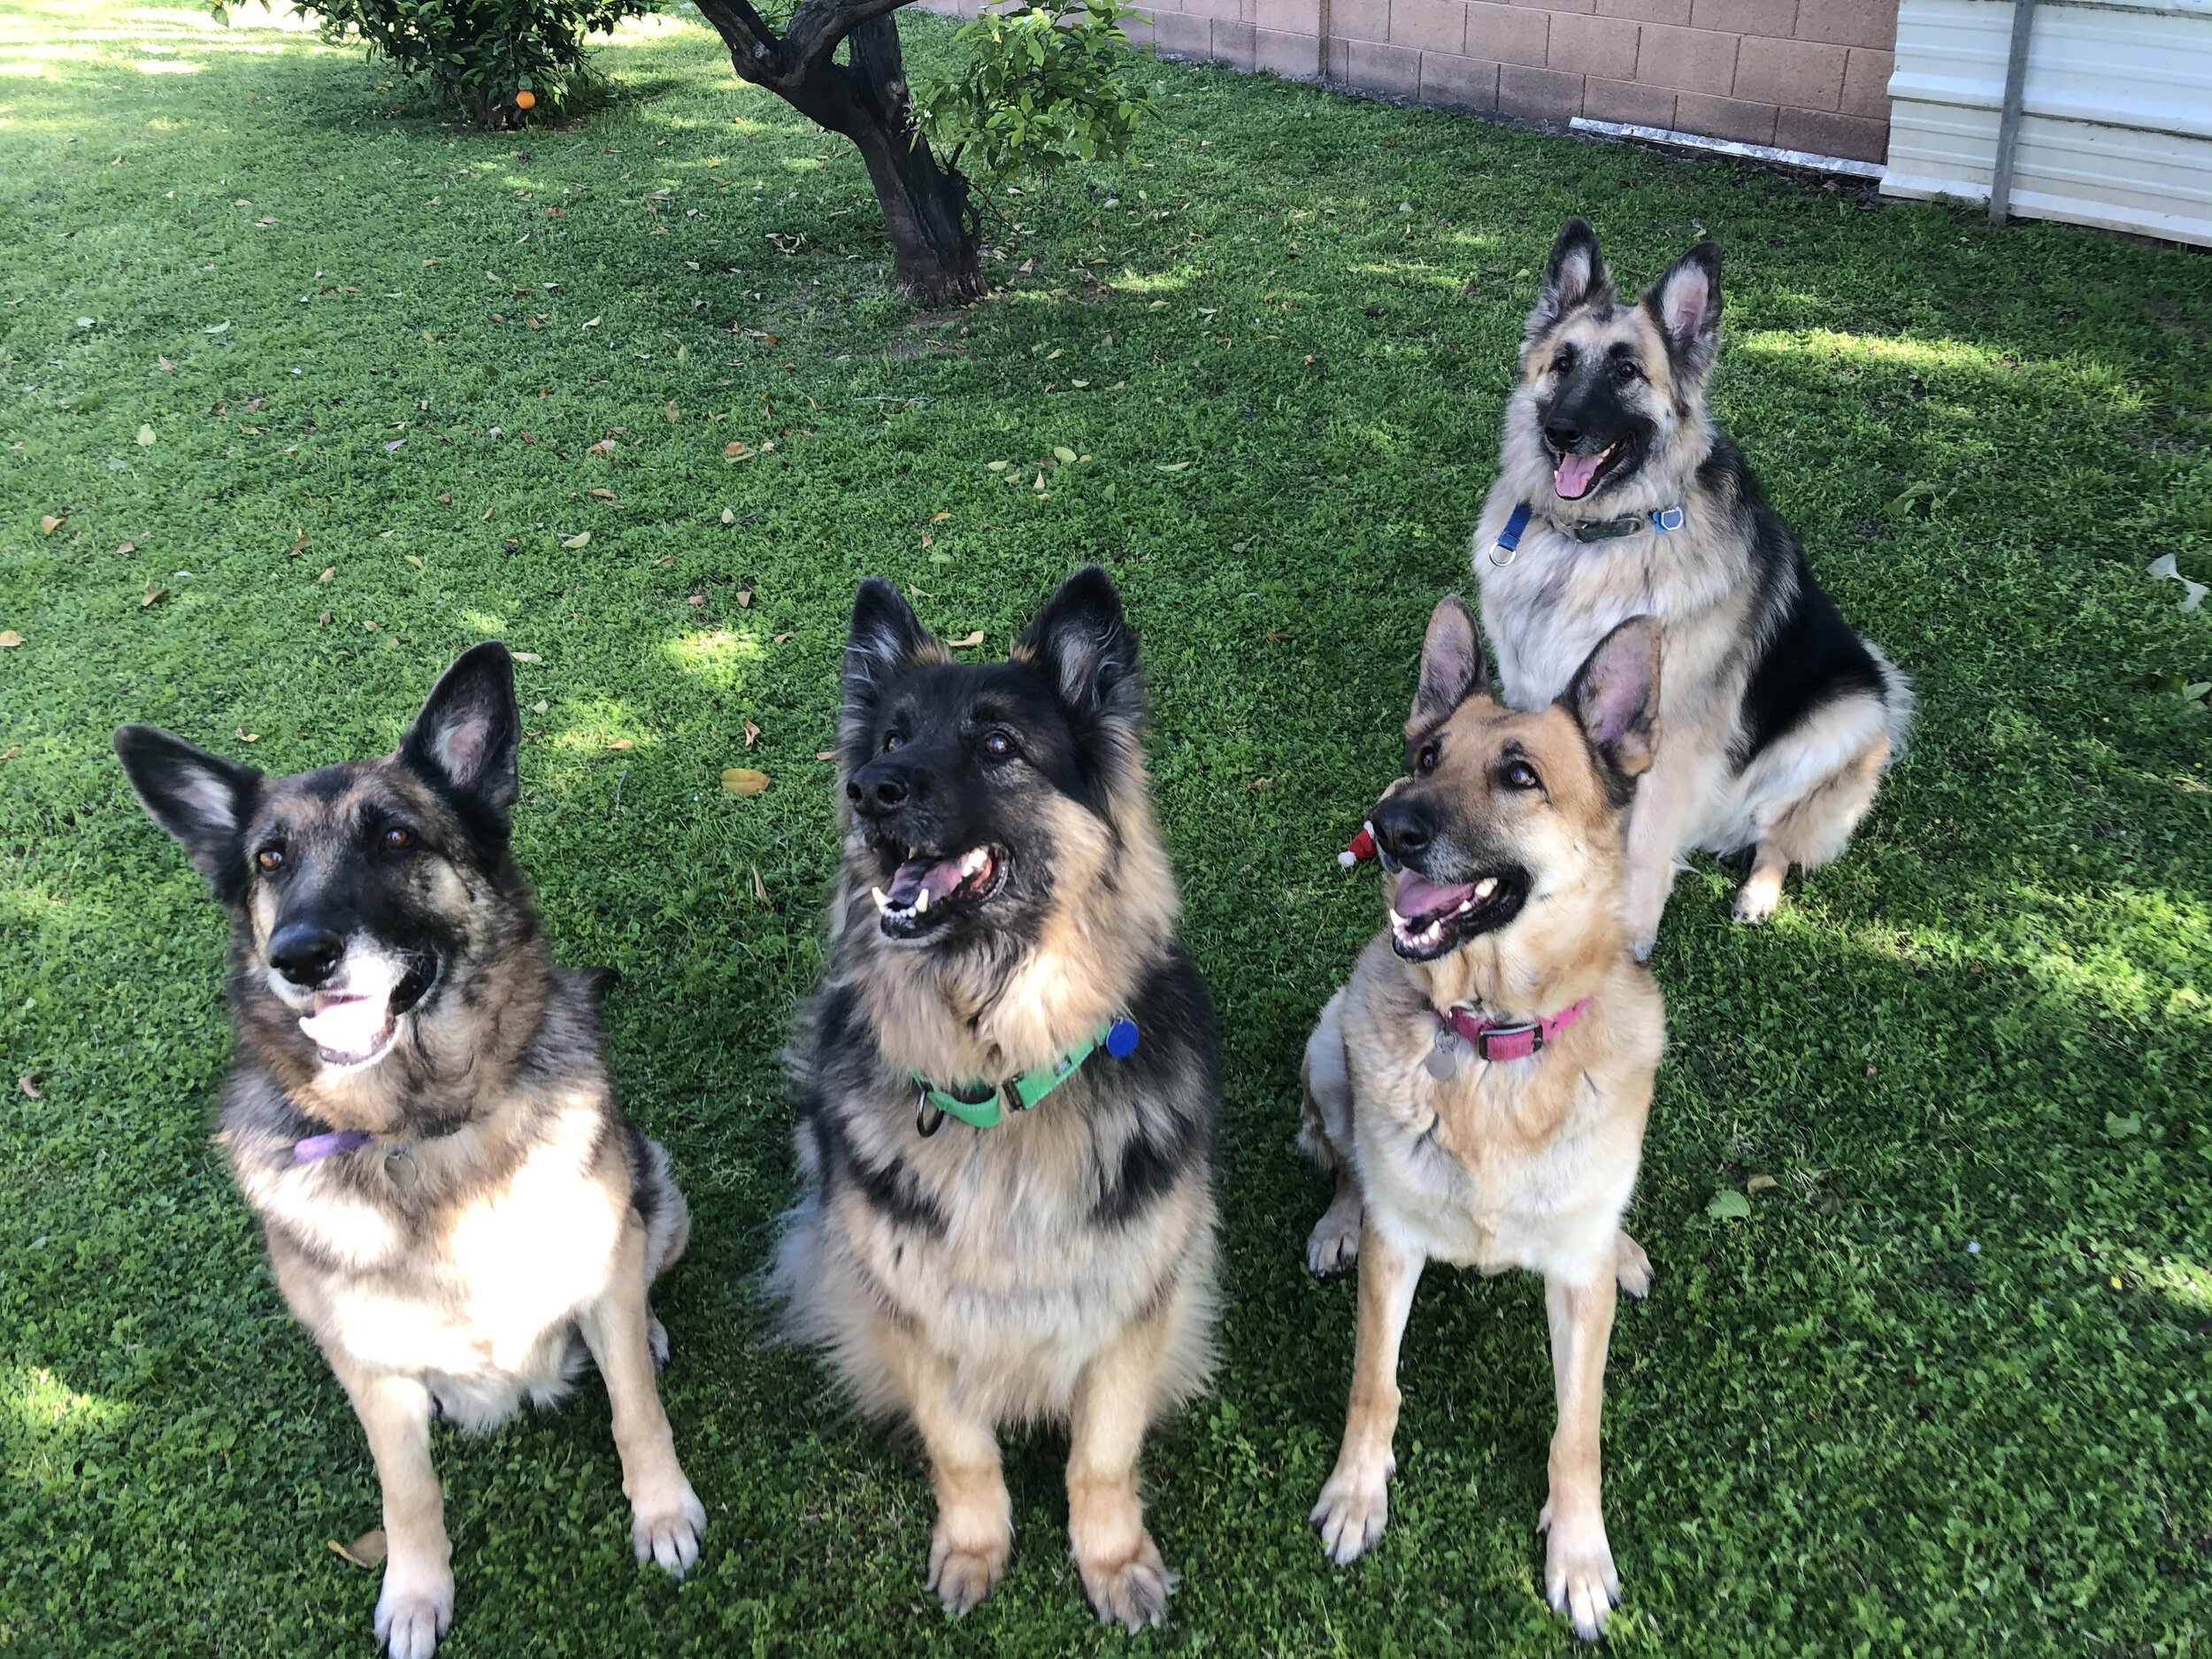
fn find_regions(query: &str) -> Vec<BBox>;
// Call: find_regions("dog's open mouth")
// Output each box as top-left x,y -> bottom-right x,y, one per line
870,844 -> 1008,940
1550,442 -> 1619,502
296,960 -> 435,1067
1388,869 -> 1527,961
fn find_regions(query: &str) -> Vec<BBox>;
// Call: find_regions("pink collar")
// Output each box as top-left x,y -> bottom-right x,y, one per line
1442,997 -> 1590,1063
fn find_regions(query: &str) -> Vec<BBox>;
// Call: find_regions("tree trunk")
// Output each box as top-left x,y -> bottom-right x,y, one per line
838,18 -> 983,306
691,0 -> 984,307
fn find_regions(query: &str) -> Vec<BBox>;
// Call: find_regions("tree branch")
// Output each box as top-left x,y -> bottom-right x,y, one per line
780,0 -> 918,80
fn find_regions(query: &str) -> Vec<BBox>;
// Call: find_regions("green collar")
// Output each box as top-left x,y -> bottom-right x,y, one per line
913,1019 -> 1118,1135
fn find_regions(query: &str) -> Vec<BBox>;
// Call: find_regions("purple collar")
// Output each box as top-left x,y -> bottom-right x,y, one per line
1442,997 -> 1590,1063
294,1128 -> 373,1164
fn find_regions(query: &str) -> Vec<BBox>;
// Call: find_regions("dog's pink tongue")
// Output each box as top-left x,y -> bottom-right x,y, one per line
300,993 -> 391,1058
1554,450 -> 1605,500
886,856 -> 966,909
1394,872 -> 1478,923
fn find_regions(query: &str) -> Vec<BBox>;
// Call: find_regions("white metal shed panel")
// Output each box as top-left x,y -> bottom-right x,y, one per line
1883,0 -> 2212,246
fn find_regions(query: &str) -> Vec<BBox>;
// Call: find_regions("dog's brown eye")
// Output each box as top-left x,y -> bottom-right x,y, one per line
256,846 -> 285,872
1615,359 -> 1641,382
883,733 -> 904,752
1415,741 -> 1440,775
1503,761 -> 1541,791
982,729 -> 1016,759
382,826 -> 414,851
1551,349 -> 1576,374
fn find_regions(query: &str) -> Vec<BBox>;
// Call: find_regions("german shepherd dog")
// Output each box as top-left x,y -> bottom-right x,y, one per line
775,569 -> 1219,1632
1300,599 -> 1665,1641
1475,219 -> 1911,956
113,644 -> 703,1659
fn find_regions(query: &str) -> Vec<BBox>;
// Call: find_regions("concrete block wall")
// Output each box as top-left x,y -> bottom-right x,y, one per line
916,0 -> 1899,163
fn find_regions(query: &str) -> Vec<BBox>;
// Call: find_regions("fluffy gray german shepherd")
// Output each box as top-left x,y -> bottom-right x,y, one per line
1476,219 -> 1912,956
113,644 -> 703,1659
775,568 -> 1220,1632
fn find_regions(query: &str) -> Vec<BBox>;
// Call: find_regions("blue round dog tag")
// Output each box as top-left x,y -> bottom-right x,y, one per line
1105,1018 -> 1141,1059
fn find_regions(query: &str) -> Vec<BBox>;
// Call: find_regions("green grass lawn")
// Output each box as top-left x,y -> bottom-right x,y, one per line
4,0 -> 2211,1652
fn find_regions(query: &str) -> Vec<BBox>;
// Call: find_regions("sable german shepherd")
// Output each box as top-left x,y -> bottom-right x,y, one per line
775,568 -> 1219,1632
1476,218 -> 1912,956
1300,599 -> 1664,1641
113,644 -> 703,1659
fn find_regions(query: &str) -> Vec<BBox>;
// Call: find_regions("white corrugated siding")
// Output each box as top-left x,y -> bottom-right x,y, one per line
1883,0 -> 2212,245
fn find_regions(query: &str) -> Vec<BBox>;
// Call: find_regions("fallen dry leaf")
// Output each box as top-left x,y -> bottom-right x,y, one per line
652,556 -> 675,567
663,401 -> 680,422
17,1074 -> 40,1101
234,728 -> 260,743
721,767 -> 769,796
328,1530 -> 388,1570
362,619 -> 379,632
288,534 -> 310,557
436,492 -> 453,505
117,541 -> 136,555
607,739 -> 634,751
318,566 -> 335,583
513,651 -> 543,664
931,511 -> 951,524
687,591 -> 705,606
561,532 -> 591,549
1248,777 -> 1273,791
1747,1174 -> 1779,1194
772,631 -> 791,644
0,632 -> 21,649
749,863 -> 768,902
814,749 -> 836,761
481,505 -> 495,522
0,747 -> 15,764
590,488 -> 617,501
948,630 -> 985,649
136,424 -> 157,447
40,516 -> 63,535
743,718 -> 760,749
318,611 -> 333,626
719,508 -> 735,526
140,585 -> 165,608
156,355 -> 174,372
734,589 -> 753,608
403,555 -> 423,570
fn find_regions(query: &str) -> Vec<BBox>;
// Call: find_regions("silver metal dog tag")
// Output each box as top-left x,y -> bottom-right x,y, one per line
384,1148 -> 419,1192
1425,1025 -> 1463,1080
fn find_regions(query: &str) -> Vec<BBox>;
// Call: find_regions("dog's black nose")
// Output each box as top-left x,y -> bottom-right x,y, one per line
267,923 -> 343,987
846,760 -> 913,817
1544,419 -> 1583,453
1370,798 -> 1431,864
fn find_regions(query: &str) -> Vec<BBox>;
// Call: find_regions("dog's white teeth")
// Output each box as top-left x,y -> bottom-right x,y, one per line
1388,910 -> 1408,928
1455,899 -> 1474,913
915,887 -> 930,913
1474,877 -> 1497,899
871,886 -> 892,914
959,847 -> 988,878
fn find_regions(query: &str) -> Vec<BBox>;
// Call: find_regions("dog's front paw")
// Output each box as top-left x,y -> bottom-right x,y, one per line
926,1522 -> 1010,1617
1732,868 -> 1783,926
1614,1232 -> 1653,1300
1538,1501 -> 1620,1641
1310,1461 -> 1392,1565
373,1563 -> 453,1659
631,1477 -> 707,1578
1078,1528 -> 1173,1632
1304,1196 -> 1363,1277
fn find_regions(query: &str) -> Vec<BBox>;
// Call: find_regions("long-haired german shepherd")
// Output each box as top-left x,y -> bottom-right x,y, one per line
775,568 -> 1219,1632
113,644 -> 703,1659
1300,599 -> 1665,1641
1475,218 -> 1912,956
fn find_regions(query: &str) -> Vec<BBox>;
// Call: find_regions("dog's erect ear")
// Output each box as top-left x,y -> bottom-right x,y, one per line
843,579 -> 941,711
401,641 -> 520,826
113,725 -> 264,898
1014,566 -> 1141,714
1565,615 -> 1661,792
1527,218 -> 1612,338
1641,241 -> 1723,379
1408,595 -> 1487,734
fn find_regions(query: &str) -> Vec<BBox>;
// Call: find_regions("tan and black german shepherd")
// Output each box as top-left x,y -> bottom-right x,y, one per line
1300,598 -> 1664,1641
775,568 -> 1219,1632
1476,219 -> 1912,956
113,644 -> 703,1659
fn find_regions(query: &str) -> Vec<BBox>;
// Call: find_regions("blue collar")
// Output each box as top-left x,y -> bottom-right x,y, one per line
1488,502 -> 1683,566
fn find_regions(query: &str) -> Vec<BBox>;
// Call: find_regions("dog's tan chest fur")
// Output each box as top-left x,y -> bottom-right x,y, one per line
1337,940 -> 1660,1281
246,1091 -> 628,1392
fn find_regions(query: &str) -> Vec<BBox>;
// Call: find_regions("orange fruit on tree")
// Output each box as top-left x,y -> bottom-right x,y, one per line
514,88 -> 536,111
